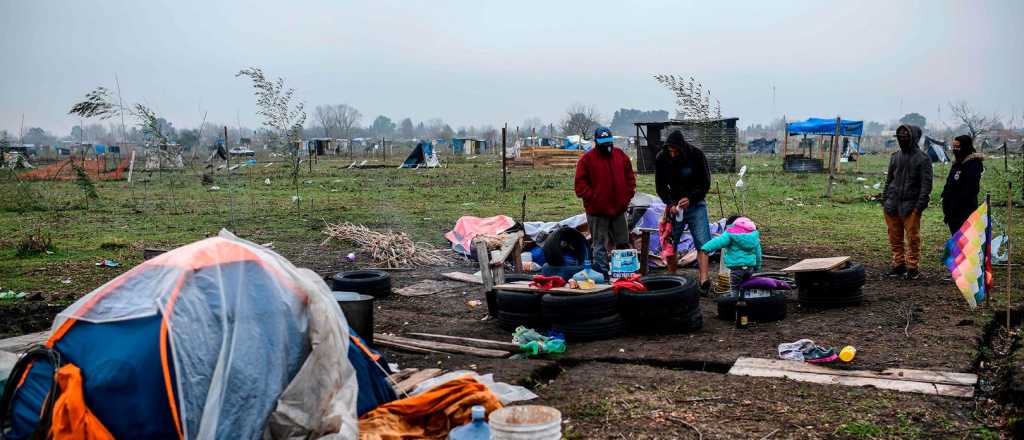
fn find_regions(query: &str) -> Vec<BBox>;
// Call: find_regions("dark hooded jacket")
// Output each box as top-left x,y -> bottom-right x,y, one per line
941,152 -> 984,223
654,142 -> 712,207
882,125 -> 933,217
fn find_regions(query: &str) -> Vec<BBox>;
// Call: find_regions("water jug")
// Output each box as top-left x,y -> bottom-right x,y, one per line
572,259 -> 605,284
448,405 -> 490,440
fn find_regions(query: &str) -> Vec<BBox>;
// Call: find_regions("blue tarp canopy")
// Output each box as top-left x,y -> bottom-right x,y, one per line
787,118 -> 863,137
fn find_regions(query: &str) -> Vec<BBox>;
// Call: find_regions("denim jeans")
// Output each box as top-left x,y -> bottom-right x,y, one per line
668,201 -> 711,252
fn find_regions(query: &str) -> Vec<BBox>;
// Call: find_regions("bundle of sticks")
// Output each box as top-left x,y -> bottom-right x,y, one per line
322,222 -> 451,268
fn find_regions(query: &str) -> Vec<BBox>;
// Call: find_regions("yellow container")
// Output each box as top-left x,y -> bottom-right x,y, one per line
839,346 -> 856,362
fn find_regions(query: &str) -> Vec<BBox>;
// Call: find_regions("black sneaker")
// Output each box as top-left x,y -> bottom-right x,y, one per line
905,268 -> 920,280
885,265 -> 907,278
700,280 -> 711,297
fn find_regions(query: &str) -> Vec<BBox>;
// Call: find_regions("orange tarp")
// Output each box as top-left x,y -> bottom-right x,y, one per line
358,377 -> 502,440
19,158 -> 129,181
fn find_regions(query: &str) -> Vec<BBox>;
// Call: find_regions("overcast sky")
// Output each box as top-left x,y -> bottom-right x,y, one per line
2,0 -> 1022,136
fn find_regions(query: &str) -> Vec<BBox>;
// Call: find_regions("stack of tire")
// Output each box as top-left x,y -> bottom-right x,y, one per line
619,276 -> 702,334
795,261 -> 866,308
541,290 -> 623,342
715,272 -> 790,323
332,270 -> 392,298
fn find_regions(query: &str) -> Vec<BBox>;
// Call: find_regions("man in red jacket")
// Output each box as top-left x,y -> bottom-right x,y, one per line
574,127 -> 637,274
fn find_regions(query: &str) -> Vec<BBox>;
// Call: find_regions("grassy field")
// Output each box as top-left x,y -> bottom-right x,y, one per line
1,152 -> 1021,299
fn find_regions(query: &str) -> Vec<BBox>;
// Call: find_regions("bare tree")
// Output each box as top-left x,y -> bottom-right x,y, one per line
313,105 -> 338,138
949,101 -> 999,141
333,104 -> 361,140
561,103 -> 602,137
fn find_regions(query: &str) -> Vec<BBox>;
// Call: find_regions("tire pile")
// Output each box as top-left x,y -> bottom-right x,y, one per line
492,275 -> 702,342
332,270 -> 392,298
714,272 -> 791,322
795,261 -> 866,307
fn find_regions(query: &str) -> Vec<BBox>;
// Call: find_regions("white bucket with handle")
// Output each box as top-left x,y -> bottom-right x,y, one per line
488,405 -> 561,440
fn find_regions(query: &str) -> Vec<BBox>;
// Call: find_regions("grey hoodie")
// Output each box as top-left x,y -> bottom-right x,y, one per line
882,125 -> 933,217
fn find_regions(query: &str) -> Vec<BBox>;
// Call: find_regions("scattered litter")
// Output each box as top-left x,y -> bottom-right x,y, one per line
304,180 -> 313,184
872,182 -> 881,189
333,179 -> 342,183
863,185 -> 870,189
856,177 -> 867,181
264,178 -> 271,185
209,186 -> 220,191
738,165 -> 747,177
839,345 -> 857,362
260,242 -> 274,249
346,252 -> 356,261
512,327 -> 566,356
785,197 -> 794,201
291,195 -> 300,202
0,290 -> 29,300
410,371 -> 537,404
466,300 -> 482,308
61,278 -> 71,284
95,259 -> 120,268
777,339 -> 838,363
735,178 -> 744,188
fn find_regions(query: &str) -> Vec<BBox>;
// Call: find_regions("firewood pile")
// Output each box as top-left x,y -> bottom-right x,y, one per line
322,222 -> 452,268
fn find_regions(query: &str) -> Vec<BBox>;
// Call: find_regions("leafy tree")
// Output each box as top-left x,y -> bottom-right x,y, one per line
370,115 -> 396,137
610,108 -> 669,134
399,118 -> 415,139
898,112 -> 927,129
864,121 -> 886,136
22,127 -> 56,146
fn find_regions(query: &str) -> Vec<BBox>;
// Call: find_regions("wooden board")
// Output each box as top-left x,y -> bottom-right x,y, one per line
375,339 -> 447,355
781,256 -> 850,273
441,272 -> 483,285
394,279 -> 463,297
493,281 -> 610,295
388,368 -> 420,383
375,334 -> 511,358
0,331 -> 48,354
405,333 -> 521,351
395,368 -> 443,394
729,357 -> 975,398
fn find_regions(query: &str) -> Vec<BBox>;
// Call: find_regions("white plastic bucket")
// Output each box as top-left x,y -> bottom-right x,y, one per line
489,405 -> 562,440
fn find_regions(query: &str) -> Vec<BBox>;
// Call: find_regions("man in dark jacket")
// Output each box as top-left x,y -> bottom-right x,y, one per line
941,135 -> 985,235
574,127 -> 637,274
882,124 -> 932,280
655,130 -> 712,290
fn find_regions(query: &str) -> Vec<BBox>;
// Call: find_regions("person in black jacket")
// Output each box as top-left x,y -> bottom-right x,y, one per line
881,124 -> 932,280
941,135 -> 985,235
655,130 -> 712,291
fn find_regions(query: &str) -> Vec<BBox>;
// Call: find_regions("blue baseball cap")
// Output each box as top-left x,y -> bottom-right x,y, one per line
594,127 -> 613,144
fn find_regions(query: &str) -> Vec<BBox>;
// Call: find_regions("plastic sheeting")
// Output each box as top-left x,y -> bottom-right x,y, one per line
409,371 -> 538,405
53,230 -> 359,440
786,118 -> 864,137
444,215 -> 517,255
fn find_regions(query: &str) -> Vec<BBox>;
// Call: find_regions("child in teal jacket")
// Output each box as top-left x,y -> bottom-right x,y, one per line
700,216 -> 762,288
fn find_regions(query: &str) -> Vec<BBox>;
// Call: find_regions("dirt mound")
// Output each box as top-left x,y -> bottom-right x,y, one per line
19,157 -> 129,181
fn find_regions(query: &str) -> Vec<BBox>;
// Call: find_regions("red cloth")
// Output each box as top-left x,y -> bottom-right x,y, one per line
612,274 -> 646,294
530,275 -> 566,290
574,148 -> 636,216
443,215 -> 516,255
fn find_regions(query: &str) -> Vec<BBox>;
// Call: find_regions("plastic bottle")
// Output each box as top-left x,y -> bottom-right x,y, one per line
572,259 -> 606,284
734,292 -> 750,329
839,346 -> 856,362
448,405 -> 490,440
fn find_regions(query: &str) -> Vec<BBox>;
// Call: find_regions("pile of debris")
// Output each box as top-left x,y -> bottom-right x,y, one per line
511,147 -> 582,168
322,222 -> 452,268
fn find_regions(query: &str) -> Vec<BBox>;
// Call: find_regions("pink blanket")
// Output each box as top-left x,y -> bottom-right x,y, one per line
444,215 -> 516,255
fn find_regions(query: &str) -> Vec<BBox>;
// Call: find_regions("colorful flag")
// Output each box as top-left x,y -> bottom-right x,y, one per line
944,202 -> 992,308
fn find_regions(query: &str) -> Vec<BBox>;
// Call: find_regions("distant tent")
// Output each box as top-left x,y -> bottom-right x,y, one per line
400,142 -> 440,168
923,136 -> 949,163
748,138 -> 777,154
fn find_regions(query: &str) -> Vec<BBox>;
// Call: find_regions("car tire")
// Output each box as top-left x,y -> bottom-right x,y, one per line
495,289 -> 543,315
551,314 -> 624,342
497,310 -> 546,332
486,274 -> 533,317
798,289 -> 865,308
332,270 -> 391,298
619,275 -> 700,315
715,289 -> 788,322
794,261 -> 866,299
542,291 -> 618,324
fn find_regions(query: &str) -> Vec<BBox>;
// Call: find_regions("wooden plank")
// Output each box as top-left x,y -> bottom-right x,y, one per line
393,279 -> 462,297
781,256 -> 850,273
475,240 -> 494,292
729,364 -> 973,398
493,282 -> 606,294
0,331 -> 49,354
375,339 -> 447,355
405,333 -> 521,351
441,272 -> 483,285
492,250 -> 505,285
512,239 -> 524,273
388,368 -> 420,383
395,368 -> 443,394
734,358 -> 976,387
374,334 -> 510,358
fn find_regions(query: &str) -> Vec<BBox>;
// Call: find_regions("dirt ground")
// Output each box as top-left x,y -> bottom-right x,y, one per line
0,243 -> 1017,438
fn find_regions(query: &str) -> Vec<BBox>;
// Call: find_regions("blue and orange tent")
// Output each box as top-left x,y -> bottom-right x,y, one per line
0,231 -> 364,439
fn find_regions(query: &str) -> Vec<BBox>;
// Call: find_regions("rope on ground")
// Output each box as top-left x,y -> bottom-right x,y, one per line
321,221 -> 452,269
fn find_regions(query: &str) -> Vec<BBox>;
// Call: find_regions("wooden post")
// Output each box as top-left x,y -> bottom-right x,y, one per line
501,124 -> 507,191
639,229 -> 652,275
382,136 -> 386,164
986,193 -> 992,308
1007,182 -> 1013,328
782,115 -> 788,157
520,193 -> 527,224
512,239 -> 524,273
491,250 -> 505,285
825,117 -> 841,198
475,239 -> 493,292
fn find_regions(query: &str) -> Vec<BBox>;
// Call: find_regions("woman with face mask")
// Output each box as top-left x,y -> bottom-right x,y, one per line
940,135 -> 985,235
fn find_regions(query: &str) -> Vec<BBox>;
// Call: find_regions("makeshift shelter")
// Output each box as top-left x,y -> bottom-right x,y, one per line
451,138 -> 488,155
634,119 -> 739,174
400,142 -> 440,168
748,138 -> 777,154
783,117 -> 863,171
0,231 -> 359,439
923,136 -> 949,163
